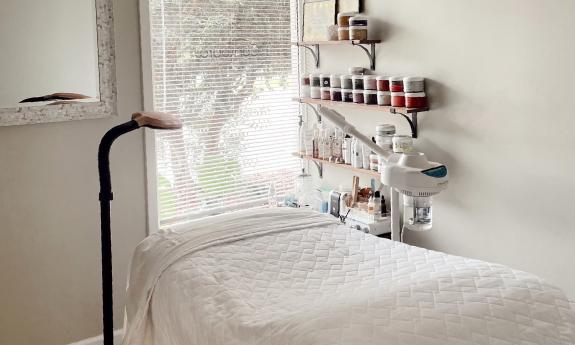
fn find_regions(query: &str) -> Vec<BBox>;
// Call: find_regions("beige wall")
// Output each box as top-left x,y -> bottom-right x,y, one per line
0,0 -> 146,344
313,0 -> 575,299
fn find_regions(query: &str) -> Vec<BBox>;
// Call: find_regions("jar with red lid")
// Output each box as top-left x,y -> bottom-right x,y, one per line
389,77 -> 404,92
405,92 -> 427,108
391,92 -> 405,107
376,76 -> 390,92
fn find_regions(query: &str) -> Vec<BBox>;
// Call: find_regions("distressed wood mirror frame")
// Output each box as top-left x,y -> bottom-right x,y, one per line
0,0 -> 117,127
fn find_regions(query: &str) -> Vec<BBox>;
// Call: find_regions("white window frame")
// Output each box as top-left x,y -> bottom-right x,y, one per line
139,0 -> 161,234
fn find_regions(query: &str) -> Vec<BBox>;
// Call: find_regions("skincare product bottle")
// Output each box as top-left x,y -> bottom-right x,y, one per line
367,196 -> 375,215
352,138 -> 363,168
380,193 -> 387,215
373,191 -> 382,216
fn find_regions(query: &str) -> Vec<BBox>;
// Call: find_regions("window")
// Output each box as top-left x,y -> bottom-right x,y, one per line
148,0 -> 300,228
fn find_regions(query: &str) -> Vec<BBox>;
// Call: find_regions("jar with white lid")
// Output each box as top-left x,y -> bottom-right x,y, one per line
364,76 -> 377,90
375,124 -> 396,152
363,90 -> 377,105
349,67 -> 365,75
310,73 -> 321,87
337,12 -> 356,27
405,92 -> 427,108
349,16 -> 368,27
352,75 -> 364,90
403,77 -> 425,93
393,135 -> 414,154
330,88 -> 342,102
320,74 -> 331,88
350,26 -> 368,41
389,77 -> 404,92
320,87 -> 331,100
377,91 -> 391,106
352,89 -> 365,103
330,74 -> 342,88
310,86 -> 321,99
338,27 -> 350,40
342,89 -> 354,102
301,85 -> 311,98
340,75 -> 353,89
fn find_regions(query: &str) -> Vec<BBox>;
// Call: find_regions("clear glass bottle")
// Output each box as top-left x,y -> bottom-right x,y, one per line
403,196 -> 433,231
312,125 -> 320,159
295,168 -> 313,208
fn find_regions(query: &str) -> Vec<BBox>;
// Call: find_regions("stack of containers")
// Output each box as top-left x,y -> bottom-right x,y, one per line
349,16 -> 368,41
320,74 -> 331,100
330,74 -> 342,101
363,76 -> 378,105
337,13 -> 354,40
341,75 -> 354,102
310,73 -> 321,99
389,77 -> 405,107
352,74 -> 364,103
376,76 -> 391,105
403,77 -> 427,108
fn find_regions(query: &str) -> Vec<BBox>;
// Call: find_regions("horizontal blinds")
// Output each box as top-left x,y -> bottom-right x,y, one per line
149,0 -> 300,228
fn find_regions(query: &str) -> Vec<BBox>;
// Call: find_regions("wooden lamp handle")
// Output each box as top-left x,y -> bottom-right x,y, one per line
132,111 -> 182,130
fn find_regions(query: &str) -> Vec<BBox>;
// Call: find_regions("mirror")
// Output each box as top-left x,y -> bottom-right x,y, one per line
0,0 -> 116,126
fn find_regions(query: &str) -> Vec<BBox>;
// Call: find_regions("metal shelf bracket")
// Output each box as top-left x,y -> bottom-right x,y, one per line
351,42 -> 377,70
312,160 -> 324,178
390,109 -> 419,138
300,44 -> 320,68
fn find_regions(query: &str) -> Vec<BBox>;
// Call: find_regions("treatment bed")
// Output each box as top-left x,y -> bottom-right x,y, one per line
122,207 -> 575,345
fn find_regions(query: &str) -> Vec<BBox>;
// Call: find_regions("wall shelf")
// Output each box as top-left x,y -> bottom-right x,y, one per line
294,97 -> 428,138
292,40 -> 382,70
293,153 -> 380,179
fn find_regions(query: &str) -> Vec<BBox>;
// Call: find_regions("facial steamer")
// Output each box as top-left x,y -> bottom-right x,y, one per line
98,112 -> 182,345
317,106 -> 448,240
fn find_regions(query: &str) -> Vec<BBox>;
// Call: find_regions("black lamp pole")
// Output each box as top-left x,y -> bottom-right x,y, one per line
97,113 -> 181,345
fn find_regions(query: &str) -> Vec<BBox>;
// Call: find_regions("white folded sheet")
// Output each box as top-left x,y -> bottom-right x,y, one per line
123,207 -> 575,345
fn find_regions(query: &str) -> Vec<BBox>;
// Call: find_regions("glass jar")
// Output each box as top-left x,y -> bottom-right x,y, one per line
375,124 -> 396,152
393,135 -> 414,153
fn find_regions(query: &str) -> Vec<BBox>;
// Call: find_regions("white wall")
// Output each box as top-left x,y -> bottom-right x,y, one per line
0,0 -> 146,344
0,0 -> 99,107
311,0 -> 575,299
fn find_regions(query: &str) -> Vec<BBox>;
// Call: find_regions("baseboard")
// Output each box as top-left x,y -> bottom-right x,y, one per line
67,330 -> 123,345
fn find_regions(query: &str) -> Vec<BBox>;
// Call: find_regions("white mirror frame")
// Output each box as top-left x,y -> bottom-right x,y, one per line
0,0 -> 117,127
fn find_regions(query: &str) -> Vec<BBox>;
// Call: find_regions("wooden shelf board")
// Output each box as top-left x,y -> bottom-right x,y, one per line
293,153 -> 380,178
293,40 -> 382,46
293,97 -> 429,115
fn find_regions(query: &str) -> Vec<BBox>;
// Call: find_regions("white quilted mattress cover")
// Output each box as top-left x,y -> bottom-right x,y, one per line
123,208 -> 575,345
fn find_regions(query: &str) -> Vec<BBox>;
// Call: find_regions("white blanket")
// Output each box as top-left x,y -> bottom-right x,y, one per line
123,208 -> 575,345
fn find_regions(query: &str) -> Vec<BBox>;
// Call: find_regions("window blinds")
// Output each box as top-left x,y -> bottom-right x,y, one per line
148,0 -> 300,228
